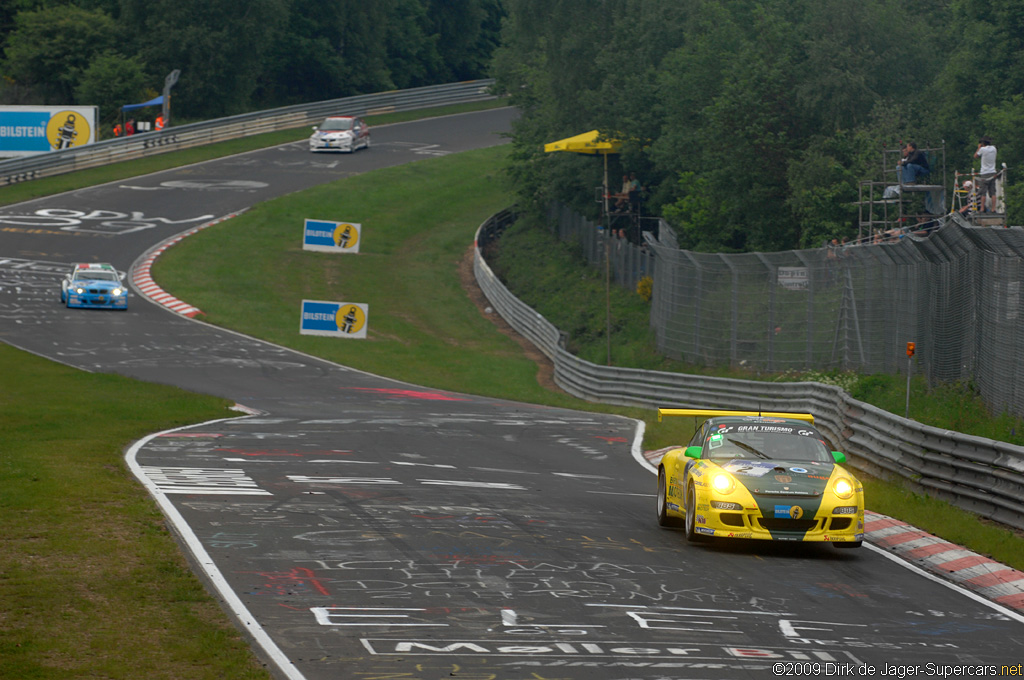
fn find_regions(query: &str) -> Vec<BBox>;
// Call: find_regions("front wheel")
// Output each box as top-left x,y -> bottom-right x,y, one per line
657,468 -> 683,527
684,482 -> 709,542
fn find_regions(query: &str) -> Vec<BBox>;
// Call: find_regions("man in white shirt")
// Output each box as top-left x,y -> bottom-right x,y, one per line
974,136 -> 998,212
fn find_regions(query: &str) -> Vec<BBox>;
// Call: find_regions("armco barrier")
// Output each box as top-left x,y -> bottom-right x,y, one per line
0,79 -> 497,185
474,209 -> 1024,531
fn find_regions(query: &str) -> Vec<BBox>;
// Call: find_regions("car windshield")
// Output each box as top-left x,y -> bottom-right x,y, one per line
704,427 -> 831,463
75,270 -> 118,282
320,119 -> 353,131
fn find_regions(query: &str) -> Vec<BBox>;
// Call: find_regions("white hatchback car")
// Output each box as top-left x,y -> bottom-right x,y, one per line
309,116 -> 371,153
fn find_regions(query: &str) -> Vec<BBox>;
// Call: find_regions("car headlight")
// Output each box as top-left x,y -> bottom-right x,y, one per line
833,477 -> 854,499
75,287 -> 84,294
711,473 -> 735,494
112,287 -> 123,296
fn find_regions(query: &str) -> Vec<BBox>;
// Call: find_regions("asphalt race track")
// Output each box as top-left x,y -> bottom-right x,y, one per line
3,108 -> 1024,680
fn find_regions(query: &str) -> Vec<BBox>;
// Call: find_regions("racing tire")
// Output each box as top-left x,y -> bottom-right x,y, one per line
657,468 -> 683,528
684,482 -> 709,543
833,541 -> 862,549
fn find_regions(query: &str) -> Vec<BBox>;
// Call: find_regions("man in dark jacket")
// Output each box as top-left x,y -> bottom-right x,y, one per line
897,142 -> 930,184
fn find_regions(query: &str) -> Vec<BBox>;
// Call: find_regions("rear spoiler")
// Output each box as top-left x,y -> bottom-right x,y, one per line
658,408 -> 814,424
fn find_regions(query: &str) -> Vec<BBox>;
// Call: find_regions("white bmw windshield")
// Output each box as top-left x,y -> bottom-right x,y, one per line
320,119 -> 353,131
75,271 -> 118,282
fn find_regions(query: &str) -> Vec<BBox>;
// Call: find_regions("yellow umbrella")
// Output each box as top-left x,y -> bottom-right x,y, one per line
544,129 -> 623,210
544,130 -> 623,367
543,129 -> 622,155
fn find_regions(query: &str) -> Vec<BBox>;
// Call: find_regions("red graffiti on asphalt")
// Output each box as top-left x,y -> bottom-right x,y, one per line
343,387 -> 469,401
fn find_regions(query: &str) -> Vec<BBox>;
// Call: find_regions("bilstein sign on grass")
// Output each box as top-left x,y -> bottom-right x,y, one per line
303,218 -> 361,253
300,300 -> 368,339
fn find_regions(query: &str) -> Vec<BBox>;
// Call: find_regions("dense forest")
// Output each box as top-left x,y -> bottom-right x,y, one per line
0,0 -> 503,123
2,1 -> 1022,252
493,0 -> 1024,251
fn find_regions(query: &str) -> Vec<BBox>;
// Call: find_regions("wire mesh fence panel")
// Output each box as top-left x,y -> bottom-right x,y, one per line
644,216 -> 1024,418
976,250 -> 1024,416
543,202 -> 1024,418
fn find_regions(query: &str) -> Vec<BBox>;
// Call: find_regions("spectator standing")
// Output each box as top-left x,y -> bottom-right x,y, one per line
974,136 -> 998,212
628,172 -> 642,213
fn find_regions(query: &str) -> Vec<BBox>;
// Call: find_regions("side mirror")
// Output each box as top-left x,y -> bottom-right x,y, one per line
831,451 -> 847,465
685,445 -> 702,460
311,125 -> 318,131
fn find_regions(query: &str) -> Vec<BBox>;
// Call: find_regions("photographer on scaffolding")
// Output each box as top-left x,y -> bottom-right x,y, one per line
974,136 -> 998,213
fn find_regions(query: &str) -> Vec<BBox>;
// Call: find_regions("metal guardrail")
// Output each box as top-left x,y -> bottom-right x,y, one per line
474,208 -> 1024,531
0,79 -> 497,185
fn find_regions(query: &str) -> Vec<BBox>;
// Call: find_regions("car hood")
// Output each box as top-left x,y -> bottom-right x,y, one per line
717,458 -> 836,497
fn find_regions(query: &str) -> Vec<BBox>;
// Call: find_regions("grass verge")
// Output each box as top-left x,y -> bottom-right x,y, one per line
154,145 -> 606,411
0,344 -> 271,679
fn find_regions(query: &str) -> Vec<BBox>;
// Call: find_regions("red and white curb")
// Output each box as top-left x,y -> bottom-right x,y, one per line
864,510 -> 1024,611
130,211 -> 246,318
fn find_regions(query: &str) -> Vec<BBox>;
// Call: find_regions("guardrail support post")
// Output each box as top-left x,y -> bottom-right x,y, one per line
905,341 -> 916,418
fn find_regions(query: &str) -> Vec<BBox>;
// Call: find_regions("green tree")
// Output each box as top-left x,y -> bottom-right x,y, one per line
2,5 -> 119,104
932,0 -> 1024,224
258,1 -> 351,105
933,0 -> 1024,148
383,0 -> 443,90
75,51 -> 150,131
787,132 -> 860,248
120,0 -> 288,118
0,0 -> 35,54
493,0 -> 644,220
425,0 -> 500,82
496,0 -> 959,253
660,5 -> 801,252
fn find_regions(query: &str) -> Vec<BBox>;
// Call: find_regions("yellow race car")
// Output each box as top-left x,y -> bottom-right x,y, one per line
656,409 -> 864,548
